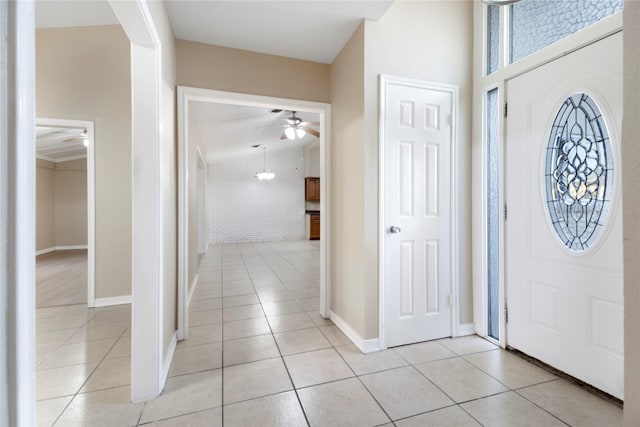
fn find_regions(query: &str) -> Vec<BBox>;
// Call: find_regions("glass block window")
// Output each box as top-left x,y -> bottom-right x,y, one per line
487,5 -> 499,75
510,0 -> 623,64
545,93 -> 613,252
487,88 -> 500,340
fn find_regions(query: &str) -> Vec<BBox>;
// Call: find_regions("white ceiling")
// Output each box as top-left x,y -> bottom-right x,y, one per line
190,103 -> 320,163
35,0 -> 392,160
36,126 -> 87,163
35,0 -> 393,64
164,0 -> 394,64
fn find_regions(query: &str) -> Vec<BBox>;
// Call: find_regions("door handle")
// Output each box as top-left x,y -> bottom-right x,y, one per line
389,225 -> 402,234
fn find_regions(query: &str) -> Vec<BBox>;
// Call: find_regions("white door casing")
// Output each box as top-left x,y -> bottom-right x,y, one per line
505,33 -> 623,398
381,76 -> 456,348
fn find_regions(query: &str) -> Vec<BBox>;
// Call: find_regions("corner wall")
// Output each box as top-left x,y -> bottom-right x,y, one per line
36,25 -> 131,299
329,22 -> 367,338
328,1 -> 474,342
623,1 -> 640,424
363,1 -> 474,335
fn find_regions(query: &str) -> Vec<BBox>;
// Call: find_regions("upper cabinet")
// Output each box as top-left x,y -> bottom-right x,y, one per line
305,177 -> 320,201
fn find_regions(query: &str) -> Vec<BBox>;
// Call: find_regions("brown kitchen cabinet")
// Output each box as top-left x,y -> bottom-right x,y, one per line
310,214 -> 320,240
305,177 -> 320,201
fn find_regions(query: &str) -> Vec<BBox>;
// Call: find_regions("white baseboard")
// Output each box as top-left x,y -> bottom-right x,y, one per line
93,295 -> 132,307
36,245 -> 88,256
458,322 -> 476,337
329,311 -> 382,354
188,274 -> 199,306
160,331 -> 178,391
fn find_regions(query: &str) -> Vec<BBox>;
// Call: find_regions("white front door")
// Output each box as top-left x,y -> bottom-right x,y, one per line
382,77 -> 454,347
505,33 -> 623,398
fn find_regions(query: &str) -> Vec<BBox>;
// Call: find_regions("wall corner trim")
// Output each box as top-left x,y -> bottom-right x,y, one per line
188,274 -> 198,306
329,311 -> 381,354
93,295 -> 132,307
160,331 -> 178,392
458,322 -> 476,337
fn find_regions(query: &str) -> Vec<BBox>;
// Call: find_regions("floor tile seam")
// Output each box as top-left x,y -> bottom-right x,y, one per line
46,326 -> 126,427
381,402 -> 463,424
352,372 -> 394,424
136,405 -> 222,427
36,344 -> 124,372
440,346 -> 501,358
454,401 -> 487,426
461,354 -> 560,392
454,355 -> 514,391
409,357 -> 467,406
395,352 -> 462,367
512,381 -> 574,426
251,277 -> 312,427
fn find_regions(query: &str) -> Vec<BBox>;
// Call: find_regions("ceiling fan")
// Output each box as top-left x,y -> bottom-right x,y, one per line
268,110 -> 320,140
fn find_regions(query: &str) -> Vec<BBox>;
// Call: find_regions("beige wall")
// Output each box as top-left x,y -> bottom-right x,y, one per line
36,26 -> 132,299
54,159 -> 87,247
36,159 -> 55,251
329,1 -> 474,340
364,1 -> 474,333
36,158 -> 88,250
330,22 -> 367,337
176,40 -> 330,103
624,2 -> 640,424
188,120 -> 200,294
176,37 -> 332,303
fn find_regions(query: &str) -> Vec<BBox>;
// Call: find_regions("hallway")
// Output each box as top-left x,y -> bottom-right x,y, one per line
35,241 -> 622,426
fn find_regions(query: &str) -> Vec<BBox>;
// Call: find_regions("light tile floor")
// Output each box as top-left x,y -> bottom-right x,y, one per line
36,240 -> 623,426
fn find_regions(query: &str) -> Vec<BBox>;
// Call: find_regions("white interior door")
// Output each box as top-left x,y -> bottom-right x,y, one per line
505,33 -> 623,398
383,77 -> 454,348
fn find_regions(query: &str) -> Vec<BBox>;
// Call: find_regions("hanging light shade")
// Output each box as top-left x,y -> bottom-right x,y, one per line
284,127 -> 296,140
255,147 -> 275,180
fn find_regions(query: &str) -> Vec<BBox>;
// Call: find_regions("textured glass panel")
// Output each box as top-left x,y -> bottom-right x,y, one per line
545,93 -> 612,252
487,5 -> 500,74
510,0 -> 623,63
487,88 -> 500,340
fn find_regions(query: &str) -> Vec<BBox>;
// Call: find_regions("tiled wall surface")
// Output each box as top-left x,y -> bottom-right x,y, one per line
208,147 -> 306,243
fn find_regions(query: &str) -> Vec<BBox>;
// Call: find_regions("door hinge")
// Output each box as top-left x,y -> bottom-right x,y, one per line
504,203 -> 507,221
504,102 -> 508,118
505,305 -> 509,323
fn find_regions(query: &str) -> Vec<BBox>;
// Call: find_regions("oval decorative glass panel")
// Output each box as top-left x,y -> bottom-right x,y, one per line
545,93 -> 613,252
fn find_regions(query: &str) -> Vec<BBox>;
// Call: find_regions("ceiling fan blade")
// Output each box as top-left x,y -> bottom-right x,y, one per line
62,136 -> 86,143
301,127 -> 320,138
280,132 -> 288,140
298,121 -> 319,127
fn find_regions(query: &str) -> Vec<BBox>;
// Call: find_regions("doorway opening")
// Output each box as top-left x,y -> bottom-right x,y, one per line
177,87 -> 332,339
35,118 -> 95,308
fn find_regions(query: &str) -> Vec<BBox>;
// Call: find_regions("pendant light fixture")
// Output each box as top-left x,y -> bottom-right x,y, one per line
255,147 -> 275,180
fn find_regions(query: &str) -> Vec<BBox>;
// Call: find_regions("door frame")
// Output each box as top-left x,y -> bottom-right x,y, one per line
35,117 -> 96,307
471,2 -> 623,344
378,74 -> 461,350
177,86 -> 332,340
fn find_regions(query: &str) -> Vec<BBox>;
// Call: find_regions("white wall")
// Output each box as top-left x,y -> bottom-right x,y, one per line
208,146 -> 305,243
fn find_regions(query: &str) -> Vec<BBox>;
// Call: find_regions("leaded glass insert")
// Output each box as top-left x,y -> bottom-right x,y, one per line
487,88 -> 500,339
487,5 -> 499,75
510,0 -> 623,64
545,93 -> 612,252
